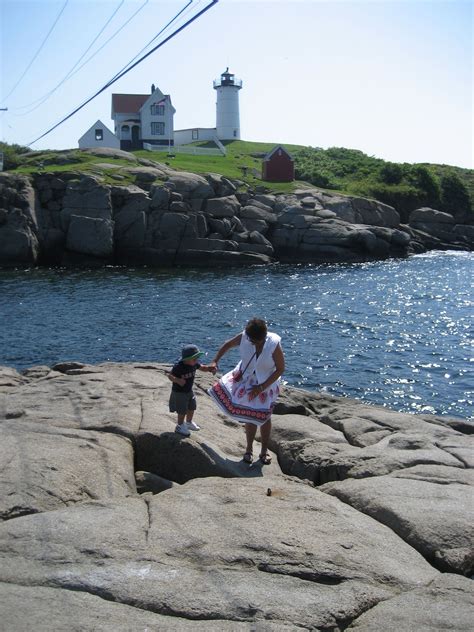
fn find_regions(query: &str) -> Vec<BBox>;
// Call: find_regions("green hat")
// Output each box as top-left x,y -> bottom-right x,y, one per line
181,345 -> 204,361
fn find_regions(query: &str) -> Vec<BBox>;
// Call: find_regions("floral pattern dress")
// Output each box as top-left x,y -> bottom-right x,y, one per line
208,331 -> 282,426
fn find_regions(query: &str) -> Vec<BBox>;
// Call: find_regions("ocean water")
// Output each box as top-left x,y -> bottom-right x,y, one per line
0,251 -> 472,419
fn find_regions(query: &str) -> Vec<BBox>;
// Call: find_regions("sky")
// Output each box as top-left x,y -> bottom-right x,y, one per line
0,0 -> 472,168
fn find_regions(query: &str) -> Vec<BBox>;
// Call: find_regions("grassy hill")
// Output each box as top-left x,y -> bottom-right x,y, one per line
2,140 -> 472,221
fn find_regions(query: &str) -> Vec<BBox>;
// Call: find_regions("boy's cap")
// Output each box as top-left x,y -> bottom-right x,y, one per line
181,345 -> 204,361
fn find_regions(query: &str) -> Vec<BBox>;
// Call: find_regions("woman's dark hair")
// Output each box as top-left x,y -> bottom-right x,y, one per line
245,318 -> 267,341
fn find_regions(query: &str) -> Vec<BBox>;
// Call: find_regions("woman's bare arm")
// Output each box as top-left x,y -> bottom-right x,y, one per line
209,333 -> 242,369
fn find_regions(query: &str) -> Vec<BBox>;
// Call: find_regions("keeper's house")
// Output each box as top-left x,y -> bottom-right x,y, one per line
110,85 -> 175,151
262,145 -> 295,182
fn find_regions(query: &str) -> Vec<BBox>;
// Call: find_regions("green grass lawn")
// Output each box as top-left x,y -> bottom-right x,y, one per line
10,140 -> 311,193
134,139 -> 310,193
6,140 -> 472,213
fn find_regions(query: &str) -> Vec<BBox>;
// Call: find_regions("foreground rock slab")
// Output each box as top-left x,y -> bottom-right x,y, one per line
0,482 -> 437,630
0,362 -> 472,629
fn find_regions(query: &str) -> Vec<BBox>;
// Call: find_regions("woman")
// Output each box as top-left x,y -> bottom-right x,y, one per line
208,318 -> 285,464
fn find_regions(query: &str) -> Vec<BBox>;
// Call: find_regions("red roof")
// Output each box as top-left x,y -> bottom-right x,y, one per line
112,94 -> 149,114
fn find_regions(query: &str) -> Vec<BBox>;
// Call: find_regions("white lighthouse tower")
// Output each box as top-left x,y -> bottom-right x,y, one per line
214,68 -> 242,140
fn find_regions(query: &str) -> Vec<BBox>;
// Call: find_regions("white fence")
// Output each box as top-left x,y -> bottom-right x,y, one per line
143,143 -> 226,157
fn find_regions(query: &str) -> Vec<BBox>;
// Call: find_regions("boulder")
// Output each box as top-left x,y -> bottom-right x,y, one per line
322,464 -> 474,575
0,174 -> 40,264
150,185 -> 171,210
60,176 -> 112,231
204,195 -> 241,218
166,172 -> 214,199
240,204 -> 277,224
66,215 -> 114,258
205,173 -> 237,197
0,225 -> 39,264
347,573 -> 474,631
157,212 -> 189,240
0,420 -> 136,519
408,207 -> 469,247
114,209 -> 146,248
81,147 -> 139,162
352,197 -> 400,228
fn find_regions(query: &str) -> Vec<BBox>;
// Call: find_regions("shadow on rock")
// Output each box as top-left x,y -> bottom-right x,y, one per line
135,431 -> 265,484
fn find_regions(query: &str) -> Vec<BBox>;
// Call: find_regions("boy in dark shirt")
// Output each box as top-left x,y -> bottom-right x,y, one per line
167,344 -> 216,436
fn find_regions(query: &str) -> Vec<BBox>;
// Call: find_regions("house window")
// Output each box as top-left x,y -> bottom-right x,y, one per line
95,128 -> 103,141
150,104 -> 165,116
192,129 -> 199,140
151,122 -> 165,135
233,129 -> 237,137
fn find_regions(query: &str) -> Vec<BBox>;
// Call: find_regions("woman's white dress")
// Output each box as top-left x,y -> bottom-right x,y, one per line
208,331 -> 282,426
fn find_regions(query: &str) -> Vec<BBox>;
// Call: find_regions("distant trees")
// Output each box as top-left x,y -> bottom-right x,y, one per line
379,162 -> 403,185
440,173 -> 472,221
0,141 -> 30,170
291,146 -> 472,223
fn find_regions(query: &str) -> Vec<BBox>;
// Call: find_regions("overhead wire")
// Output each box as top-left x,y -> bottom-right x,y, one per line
104,0 -> 195,87
11,0 -> 193,119
28,0 -> 219,146
1,0 -> 70,105
12,0 -> 127,115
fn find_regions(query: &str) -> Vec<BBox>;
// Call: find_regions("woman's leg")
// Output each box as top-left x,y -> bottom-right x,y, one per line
245,423 -> 257,454
259,419 -> 272,461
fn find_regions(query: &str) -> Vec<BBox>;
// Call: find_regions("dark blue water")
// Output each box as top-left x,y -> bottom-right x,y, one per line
0,251 -> 472,419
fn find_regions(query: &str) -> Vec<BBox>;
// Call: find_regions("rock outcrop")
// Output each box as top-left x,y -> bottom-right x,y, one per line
0,150 -> 472,267
1,362 -> 472,629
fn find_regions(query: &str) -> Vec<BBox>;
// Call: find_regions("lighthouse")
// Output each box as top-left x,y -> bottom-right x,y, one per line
213,68 -> 242,141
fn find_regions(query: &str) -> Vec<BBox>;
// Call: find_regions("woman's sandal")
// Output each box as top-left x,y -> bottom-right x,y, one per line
243,452 -> 253,464
259,452 -> 272,465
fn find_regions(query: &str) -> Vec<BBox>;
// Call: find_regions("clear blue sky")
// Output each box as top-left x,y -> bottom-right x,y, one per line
1,0 -> 472,168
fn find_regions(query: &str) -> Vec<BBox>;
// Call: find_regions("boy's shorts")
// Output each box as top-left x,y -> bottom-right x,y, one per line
169,390 -> 197,415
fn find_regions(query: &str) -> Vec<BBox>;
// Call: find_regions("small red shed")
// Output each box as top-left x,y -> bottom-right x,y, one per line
262,145 -> 295,182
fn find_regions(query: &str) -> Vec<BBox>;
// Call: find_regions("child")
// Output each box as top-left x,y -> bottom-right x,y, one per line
167,344 -> 216,436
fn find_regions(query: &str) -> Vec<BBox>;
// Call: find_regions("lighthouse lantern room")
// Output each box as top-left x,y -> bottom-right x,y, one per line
213,68 -> 242,141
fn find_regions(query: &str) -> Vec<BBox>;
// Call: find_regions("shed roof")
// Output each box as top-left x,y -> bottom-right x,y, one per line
263,145 -> 294,161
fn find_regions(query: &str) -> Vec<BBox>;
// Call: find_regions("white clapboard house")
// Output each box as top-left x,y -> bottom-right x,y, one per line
78,70 -> 242,151
79,85 -> 175,151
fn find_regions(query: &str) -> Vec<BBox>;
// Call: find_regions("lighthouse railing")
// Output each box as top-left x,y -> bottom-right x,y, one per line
213,78 -> 242,88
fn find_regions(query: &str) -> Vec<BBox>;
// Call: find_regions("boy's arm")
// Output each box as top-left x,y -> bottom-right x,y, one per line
166,370 -> 186,386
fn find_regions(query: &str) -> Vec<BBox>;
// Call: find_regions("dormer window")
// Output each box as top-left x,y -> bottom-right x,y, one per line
150,104 -> 165,116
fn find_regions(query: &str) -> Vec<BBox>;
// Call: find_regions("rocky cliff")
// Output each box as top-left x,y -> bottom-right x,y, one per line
1,362 -> 472,630
0,149 -> 472,267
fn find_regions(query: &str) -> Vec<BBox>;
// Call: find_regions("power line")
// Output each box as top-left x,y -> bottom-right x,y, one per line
28,0 -> 219,146
1,0 -> 69,105
12,0 -> 193,115
105,0 -> 194,87
12,0 -> 130,115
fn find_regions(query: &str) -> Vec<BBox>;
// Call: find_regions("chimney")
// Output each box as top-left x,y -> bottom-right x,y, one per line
151,83 -> 155,94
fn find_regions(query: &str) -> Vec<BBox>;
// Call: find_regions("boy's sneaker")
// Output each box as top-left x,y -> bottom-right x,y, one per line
186,421 -> 201,431
175,423 -> 190,436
